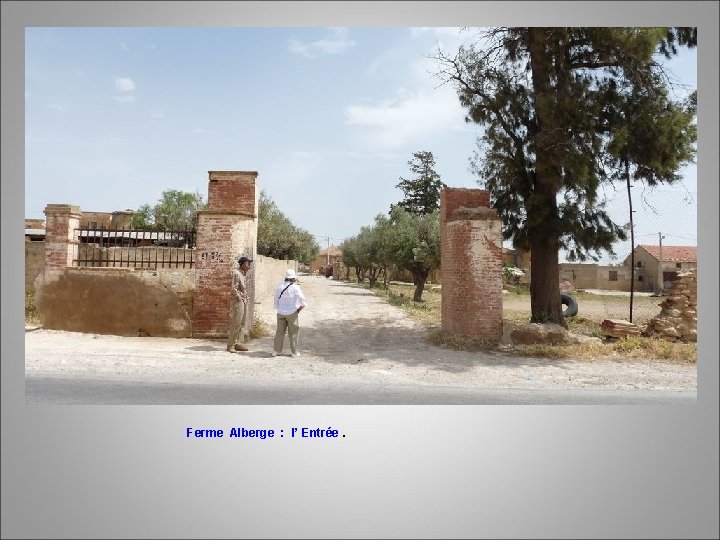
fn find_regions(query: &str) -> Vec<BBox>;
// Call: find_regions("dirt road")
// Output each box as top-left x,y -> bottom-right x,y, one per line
25,275 -> 696,397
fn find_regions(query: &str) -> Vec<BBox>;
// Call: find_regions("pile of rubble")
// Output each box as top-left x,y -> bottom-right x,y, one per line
643,270 -> 697,343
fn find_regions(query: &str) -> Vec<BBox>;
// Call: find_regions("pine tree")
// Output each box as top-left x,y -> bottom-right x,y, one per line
394,151 -> 446,215
435,27 -> 696,327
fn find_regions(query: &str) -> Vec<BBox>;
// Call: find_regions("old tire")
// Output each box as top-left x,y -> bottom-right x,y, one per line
561,292 -> 578,318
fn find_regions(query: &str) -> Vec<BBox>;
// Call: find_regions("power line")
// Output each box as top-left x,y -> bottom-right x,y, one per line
315,235 -> 339,265
315,235 -> 343,245
662,234 -> 697,242
634,232 -> 696,243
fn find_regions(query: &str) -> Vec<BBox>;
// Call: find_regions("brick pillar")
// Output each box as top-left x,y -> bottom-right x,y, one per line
43,204 -> 81,270
193,171 -> 258,338
440,188 -> 503,341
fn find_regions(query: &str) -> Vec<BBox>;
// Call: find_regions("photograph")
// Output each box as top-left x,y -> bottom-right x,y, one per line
23,25 -> 698,406
3,2 -> 718,539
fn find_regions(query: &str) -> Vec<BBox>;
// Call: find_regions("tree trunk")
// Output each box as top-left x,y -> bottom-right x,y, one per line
411,268 -> 429,302
526,28 -> 567,328
368,265 -> 378,287
528,230 -> 565,327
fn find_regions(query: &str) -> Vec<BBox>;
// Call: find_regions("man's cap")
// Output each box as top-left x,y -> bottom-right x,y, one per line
237,256 -> 253,265
285,269 -> 297,280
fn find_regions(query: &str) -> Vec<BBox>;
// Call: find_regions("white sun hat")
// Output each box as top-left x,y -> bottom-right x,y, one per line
285,269 -> 297,280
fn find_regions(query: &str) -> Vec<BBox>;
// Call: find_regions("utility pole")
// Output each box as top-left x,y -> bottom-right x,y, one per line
657,232 -> 664,294
318,235 -> 331,265
626,161 -> 635,322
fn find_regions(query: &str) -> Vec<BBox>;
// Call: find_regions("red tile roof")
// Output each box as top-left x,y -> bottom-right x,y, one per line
638,245 -> 697,262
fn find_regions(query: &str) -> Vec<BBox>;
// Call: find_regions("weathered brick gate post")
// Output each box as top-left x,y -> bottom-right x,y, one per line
440,188 -> 503,342
192,171 -> 258,338
43,204 -> 82,270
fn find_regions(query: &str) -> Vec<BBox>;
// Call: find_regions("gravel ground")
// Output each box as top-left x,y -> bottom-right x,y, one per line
502,289 -> 664,324
25,276 -> 696,392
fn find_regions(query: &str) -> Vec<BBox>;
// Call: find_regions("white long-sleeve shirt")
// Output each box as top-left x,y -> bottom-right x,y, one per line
273,280 -> 307,315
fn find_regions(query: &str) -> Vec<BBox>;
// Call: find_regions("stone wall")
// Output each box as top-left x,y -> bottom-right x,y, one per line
559,263 -> 598,290
25,240 -> 45,292
643,270 -> 697,343
596,264 -> 633,291
78,211 -> 112,228
34,267 -> 195,337
33,254 -> 297,337
33,170 -> 305,339
253,255 -> 299,317
388,267 -> 441,285
440,188 -> 503,342
25,218 -> 45,229
558,263 -> 634,291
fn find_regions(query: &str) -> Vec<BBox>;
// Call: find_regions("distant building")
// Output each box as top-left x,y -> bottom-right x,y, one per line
502,247 -> 531,269
25,218 -> 46,242
78,209 -> 135,229
309,246 -> 342,275
548,244 -> 697,293
25,219 -> 46,291
625,245 -> 697,292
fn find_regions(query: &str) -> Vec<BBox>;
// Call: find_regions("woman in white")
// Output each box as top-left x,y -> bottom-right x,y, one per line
272,269 -> 307,357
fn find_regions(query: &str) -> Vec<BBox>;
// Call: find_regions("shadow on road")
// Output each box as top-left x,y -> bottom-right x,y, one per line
292,317 -> 569,374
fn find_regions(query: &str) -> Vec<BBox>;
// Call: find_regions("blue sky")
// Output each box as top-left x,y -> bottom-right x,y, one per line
25,27 -> 697,263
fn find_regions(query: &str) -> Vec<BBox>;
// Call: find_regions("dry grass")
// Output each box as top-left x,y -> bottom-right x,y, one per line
362,281 -> 695,362
249,316 -> 272,339
25,290 -> 40,324
426,328 -> 498,352
370,283 -> 441,326
519,337 -> 696,362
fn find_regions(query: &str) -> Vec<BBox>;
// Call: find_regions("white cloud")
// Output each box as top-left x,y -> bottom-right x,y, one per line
114,77 -> 135,92
113,95 -> 135,103
366,47 -> 405,77
409,27 -> 476,59
344,86 -> 466,148
288,27 -> 355,59
365,29 -> 469,86
49,103 -> 66,111
193,128 -> 215,134
120,42 -> 130,51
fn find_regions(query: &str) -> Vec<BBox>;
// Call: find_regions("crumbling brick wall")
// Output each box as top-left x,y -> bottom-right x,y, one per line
440,188 -> 503,342
35,172 -> 301,338
35,267 -> 195,337
643,270 -> 697,343
25,241 -> 45,292
192,171 -> 259,338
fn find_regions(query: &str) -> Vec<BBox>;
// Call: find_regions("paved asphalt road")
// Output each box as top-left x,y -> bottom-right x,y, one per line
25,376 -> 696,405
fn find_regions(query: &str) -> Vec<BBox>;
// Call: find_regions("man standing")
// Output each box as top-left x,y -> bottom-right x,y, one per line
272,269 -> 307,358
227,256 -> 252,353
